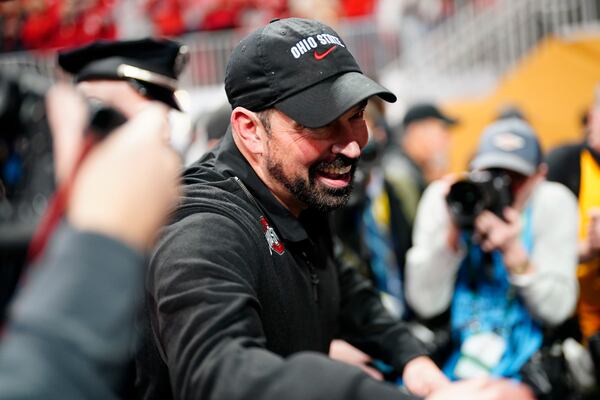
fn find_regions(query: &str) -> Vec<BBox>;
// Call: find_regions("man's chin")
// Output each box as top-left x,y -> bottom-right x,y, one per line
306,185 -> 353,212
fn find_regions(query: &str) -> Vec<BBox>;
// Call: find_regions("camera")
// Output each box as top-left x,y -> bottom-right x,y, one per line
445,170 -> 513,230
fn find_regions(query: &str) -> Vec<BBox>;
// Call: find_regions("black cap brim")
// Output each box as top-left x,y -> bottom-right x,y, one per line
441,115 -> 458,126
470,153 -> 535,176
274,71 -> 396,128
140,83 -> 181,110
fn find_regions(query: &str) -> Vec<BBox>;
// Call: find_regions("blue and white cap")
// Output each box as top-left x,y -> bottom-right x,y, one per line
470,118 -> 543,176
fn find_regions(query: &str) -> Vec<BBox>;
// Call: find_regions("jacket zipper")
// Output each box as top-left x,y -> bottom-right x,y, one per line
306,261 -> 320,304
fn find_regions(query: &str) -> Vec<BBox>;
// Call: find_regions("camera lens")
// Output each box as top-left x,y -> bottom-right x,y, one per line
446,180 -> 486,230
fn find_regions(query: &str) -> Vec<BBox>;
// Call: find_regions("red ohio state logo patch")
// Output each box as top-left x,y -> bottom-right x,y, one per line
259,216 -> 285,255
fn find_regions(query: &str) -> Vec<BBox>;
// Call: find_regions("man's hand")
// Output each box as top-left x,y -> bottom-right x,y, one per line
67,104 -> 181,251
425,377 -> 535,400
46,84 -> 88,184
402,356 -> 450,397
474,208 -> 531,275
474,208 -> 521,253
329,340 -> 383,380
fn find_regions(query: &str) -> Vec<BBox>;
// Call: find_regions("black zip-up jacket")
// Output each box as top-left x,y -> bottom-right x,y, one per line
135,131 -> 428,400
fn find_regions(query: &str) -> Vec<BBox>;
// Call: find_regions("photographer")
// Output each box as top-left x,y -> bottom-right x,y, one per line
405,119 -> 578,387
0,84 -> 180,399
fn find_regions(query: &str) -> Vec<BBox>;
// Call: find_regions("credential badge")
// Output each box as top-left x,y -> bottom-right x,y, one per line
259,216 -> 285,255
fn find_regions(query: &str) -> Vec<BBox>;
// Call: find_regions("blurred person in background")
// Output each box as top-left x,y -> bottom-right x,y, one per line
288,0 -> 341,27
182,101 -> 231,166
57,37 -> 193,159
546,85 -> 600,343
144,0 -> 185,36
114,0 -> 155,38
21,0 -> 116,51
57,37 -> 189,116
405,118 -> 578,397
332,98 -> 412,320
329,98 -> 417,382
385,103 -> 458,185
0,84 -> 181,399
546,85 -> 600,393
382,103 -> 458,260
204,102 -> 231,150
0,0 -> 25,52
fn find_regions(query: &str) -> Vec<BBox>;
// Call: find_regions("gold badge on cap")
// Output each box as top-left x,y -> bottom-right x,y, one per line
492,132 -> 525,151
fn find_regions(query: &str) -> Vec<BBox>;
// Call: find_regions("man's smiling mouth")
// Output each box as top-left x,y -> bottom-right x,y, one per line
320,164 -> 352,175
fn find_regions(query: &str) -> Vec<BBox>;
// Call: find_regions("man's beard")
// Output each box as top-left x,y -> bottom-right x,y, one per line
266,155 -> 356,212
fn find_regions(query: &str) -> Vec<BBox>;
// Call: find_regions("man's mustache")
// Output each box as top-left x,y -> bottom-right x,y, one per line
313,154 -> 357,172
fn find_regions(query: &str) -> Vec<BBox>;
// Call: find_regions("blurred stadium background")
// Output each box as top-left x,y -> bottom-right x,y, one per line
2,0 -> 600,171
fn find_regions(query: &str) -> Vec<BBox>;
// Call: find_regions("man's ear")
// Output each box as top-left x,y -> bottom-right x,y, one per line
230,107 -> 264,155
514,164 -> 547,211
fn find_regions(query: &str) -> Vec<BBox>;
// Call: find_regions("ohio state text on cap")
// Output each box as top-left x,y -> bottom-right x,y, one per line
225,18 -> 396,128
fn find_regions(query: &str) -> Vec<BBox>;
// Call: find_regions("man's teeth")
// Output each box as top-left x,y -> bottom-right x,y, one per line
321,165 -> 351,175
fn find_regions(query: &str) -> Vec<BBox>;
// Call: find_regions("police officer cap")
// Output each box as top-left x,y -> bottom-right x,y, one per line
58,38 -> 189,110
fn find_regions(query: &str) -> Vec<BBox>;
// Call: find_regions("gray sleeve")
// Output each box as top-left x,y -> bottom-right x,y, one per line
0,222 -> 144,400
510,182 -> 579,326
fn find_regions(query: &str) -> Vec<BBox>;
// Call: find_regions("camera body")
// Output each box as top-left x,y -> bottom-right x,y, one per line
446,170 -> 513,230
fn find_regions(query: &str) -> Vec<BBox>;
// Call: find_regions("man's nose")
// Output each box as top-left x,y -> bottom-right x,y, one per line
331,121 -> 368,159
332,140 -> 361,159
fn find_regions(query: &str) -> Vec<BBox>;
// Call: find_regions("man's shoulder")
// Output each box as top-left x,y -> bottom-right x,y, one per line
173,160 -> 255,223
535,180 -> 576,197
531,180 -> 578,212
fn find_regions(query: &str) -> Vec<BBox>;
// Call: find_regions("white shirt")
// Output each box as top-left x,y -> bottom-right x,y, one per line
405,179 -> 579,327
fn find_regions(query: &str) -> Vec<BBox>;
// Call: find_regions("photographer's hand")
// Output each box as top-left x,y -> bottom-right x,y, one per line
474,208 -> 531,275
47,84 -> 181,251
46,84 -> 88,184
403,355 -> 450,397
67,103 -> 181,251
425,377 -> 535,400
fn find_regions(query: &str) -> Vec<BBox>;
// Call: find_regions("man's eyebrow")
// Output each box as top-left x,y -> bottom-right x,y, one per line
341,100 -> 368,119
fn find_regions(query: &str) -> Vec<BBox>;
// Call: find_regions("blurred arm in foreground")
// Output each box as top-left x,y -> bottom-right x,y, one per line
0,84 -> 180,399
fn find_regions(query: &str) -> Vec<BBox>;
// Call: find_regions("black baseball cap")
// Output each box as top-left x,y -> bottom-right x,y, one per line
402,103 -> 458,128
225,18 -> 396,129
58,38 -> 189,110
470,118 -> 543,176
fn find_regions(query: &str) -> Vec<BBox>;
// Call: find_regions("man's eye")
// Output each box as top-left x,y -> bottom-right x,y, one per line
351,110 -> 365,120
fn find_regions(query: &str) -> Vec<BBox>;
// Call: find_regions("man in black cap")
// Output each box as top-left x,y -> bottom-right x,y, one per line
58,37 -> 189,117
135,18 -> 534,400
384,102 -> 458,207
354,103 -> 457,311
